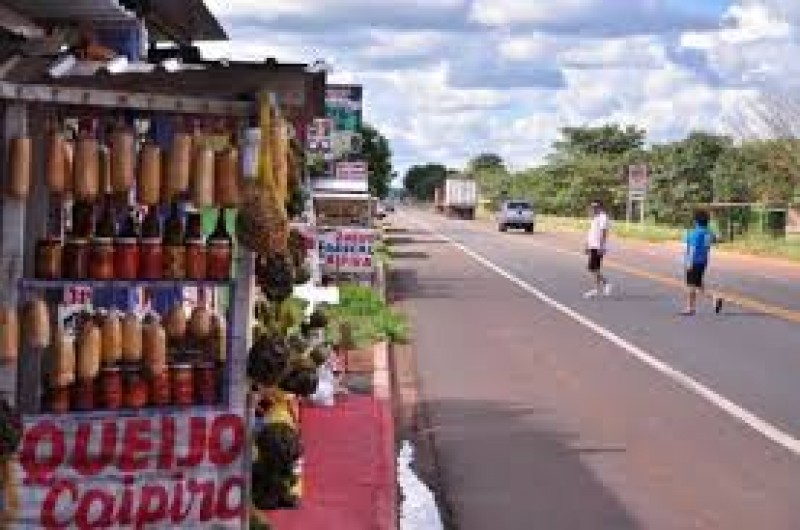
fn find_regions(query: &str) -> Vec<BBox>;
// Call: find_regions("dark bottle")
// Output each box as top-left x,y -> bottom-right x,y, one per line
185,211 -> 207,281
115,208 -> 139,280
139,207 -> 163,280
64,201 -> 93,279
89,198 -> 115,280
163,203 -> 186,280
206,209 -> 232,281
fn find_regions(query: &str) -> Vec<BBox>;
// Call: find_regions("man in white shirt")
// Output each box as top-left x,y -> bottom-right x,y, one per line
584,201 -> 613,298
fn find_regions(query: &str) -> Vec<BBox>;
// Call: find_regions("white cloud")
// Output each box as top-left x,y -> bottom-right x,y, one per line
196,0 -> 800,173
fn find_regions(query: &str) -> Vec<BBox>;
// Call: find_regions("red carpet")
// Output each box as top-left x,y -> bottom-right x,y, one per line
268,394 -> 396,529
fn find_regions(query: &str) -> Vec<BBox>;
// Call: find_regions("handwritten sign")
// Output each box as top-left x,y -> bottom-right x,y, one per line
8,411 -> 246,529
317,228 -> 376,274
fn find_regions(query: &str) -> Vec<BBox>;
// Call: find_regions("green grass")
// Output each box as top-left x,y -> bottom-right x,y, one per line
536,214 -> 800,262
326,284 -> 409,348
374,241 -> 392,265
723,234 -> 800,261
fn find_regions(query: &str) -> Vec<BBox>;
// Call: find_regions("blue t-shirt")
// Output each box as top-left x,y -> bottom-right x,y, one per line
686,226 -> 714,266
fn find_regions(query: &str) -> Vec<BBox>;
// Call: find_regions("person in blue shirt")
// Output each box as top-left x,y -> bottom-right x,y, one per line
682,210 -> 723,315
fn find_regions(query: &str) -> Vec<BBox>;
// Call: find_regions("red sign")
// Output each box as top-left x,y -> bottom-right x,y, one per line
63,286 -> 92,306
9,412 -> 246,529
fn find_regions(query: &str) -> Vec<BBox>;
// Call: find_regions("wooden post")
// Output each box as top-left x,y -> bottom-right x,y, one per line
0,103 -> 27,407
231,248 -> 255,530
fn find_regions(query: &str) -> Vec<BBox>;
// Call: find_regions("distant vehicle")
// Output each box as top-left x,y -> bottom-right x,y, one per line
497,200 -> 535,233
375,202 -> 387,219
384,200 -> 395,213
434,186 -> 444,213
443,178 -> 477,219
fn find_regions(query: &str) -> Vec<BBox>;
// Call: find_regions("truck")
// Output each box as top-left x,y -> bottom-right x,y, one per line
434,186 -> 444,213
443,178 -> 477,219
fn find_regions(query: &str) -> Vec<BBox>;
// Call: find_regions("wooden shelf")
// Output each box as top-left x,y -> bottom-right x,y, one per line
19,278 -> 234,290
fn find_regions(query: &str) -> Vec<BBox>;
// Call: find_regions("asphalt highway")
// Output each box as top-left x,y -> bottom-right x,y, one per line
391,208 -> 800,530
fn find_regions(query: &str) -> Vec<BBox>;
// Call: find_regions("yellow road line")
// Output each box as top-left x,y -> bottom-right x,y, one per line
428,212 -> 800,325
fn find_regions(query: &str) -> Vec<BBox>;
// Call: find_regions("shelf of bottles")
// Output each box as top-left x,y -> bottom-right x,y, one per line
13,115 -> 247,417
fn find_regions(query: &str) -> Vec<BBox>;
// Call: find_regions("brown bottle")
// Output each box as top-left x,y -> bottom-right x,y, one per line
89,198 -> 115,280
163,203 -> 186,280
185,211 -> 207,280
207,209 -> 232,281
115,209 -> 139,280
139,208 -> 162,280
64,201 -> 93,279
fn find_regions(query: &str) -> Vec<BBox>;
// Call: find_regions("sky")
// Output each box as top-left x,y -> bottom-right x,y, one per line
200,0 -> 800,174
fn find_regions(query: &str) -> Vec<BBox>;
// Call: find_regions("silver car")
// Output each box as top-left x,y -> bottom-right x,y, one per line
498,200 -> 535,233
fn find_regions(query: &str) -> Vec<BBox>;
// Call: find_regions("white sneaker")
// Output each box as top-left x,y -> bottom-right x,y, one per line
603,283 -> 614,296
583,289 -> 599,299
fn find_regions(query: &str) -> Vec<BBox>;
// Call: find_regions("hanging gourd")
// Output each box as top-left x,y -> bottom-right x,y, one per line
164,304 -> 187,342
25,298 -> 50,349
188,306 -> 212,342
121,313 -> 142,364
215,146 -> 240,207
50,331 -> 75,388
0,306 -> 19,363
46,131 -> 69,195
165,132 -> 192,202
76,319 -> 101,381
74,135 -> 100,201
101,311 -> 122,366
110,129 -> 135,194
191,145 -> 215,208
210,313 -> 227,364
142,315 -> 167,375
137,141 -> 161,206
98,145 -> 112,195
8,136 -> 31,200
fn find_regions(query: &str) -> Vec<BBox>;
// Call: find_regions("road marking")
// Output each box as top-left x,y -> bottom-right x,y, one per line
531,240 -> 800,325
404,213 -> 800,457
462,218 -> 800,325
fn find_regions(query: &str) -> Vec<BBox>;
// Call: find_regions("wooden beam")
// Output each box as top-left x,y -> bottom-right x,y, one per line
0,80 -> 253,117
0,4 -> 44,40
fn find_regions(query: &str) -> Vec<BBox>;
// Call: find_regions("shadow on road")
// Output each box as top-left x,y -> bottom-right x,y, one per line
412,398 -> 642,530
388,235 -> 447,246
391,250 -> 431,260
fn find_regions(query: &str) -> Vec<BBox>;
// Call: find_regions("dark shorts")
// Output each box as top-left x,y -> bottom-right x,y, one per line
686,263 -> 707,288
588,249 -> 604,272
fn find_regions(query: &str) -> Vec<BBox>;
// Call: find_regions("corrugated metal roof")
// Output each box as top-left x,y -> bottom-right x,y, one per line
2,0 -> 135,23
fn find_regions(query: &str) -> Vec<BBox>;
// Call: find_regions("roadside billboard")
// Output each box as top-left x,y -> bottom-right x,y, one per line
325,85 -> 362,132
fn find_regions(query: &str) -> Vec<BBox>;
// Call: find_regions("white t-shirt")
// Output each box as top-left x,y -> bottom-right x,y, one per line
587,212 -> 610,250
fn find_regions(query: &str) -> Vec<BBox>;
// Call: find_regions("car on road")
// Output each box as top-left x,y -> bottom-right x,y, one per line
498,200 -> 535,233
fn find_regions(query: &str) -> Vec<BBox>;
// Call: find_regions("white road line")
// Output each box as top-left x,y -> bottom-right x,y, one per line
403,212 -> 800,457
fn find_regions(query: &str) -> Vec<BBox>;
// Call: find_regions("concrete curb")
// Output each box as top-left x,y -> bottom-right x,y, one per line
373,340 -> 398,529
